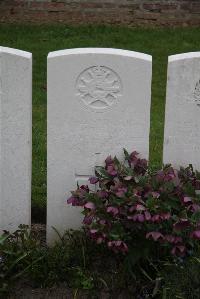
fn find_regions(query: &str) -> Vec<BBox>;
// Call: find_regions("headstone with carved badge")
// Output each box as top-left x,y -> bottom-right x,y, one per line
47,48 -> 152,243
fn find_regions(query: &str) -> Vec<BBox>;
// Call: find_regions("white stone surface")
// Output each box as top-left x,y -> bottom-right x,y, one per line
0,47 -> 32,232
47,48 -> 152,243
163,52 -> 200,170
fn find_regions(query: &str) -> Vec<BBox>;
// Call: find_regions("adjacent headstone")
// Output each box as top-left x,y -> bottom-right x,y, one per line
0,47 -> 32,232
47,48 -> 152,243
163,52 -> 200,170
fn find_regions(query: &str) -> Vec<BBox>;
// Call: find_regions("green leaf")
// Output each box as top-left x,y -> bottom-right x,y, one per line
0,234 -> 10,245
123,148 -> 130,160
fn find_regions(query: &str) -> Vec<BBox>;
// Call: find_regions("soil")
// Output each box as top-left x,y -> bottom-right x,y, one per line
9,281 -> 128,299
7,224 -> 132,299
6,223 -> 145,299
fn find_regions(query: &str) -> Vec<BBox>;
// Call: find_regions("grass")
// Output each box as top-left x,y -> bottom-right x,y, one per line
1,225 -> 200,298
0,24 -> 199,209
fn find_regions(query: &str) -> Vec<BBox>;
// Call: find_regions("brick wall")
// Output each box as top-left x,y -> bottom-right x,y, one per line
0,0 -> 199,27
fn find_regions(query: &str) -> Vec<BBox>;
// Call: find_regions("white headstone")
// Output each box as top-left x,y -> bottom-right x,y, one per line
0,47 -> 32,232
163,52 -> 200,170
47,48 -> 152,243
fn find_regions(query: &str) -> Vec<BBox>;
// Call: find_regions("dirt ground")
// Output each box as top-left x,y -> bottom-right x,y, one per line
9,282 -> 127,299
7,224 -> 131,299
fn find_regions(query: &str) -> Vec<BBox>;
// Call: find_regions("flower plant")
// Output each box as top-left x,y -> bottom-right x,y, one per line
67,149 -> 200,259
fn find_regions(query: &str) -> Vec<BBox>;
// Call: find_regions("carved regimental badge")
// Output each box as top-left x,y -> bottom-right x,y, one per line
76,66 -> 122,111
193,80 -> 200,106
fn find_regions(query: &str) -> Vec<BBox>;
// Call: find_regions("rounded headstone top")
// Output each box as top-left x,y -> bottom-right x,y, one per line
0,46 -> 32,58
169,52 -> 200,62
48,48 -> 152,62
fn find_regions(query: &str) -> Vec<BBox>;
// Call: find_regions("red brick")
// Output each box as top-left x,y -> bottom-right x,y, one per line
180,3 -> 191,11
80,3 -> 103,9
191,3 -> 200,13
0,0 -> 199,27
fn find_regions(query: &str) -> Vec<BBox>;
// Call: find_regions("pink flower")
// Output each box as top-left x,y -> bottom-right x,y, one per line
129,151 -> 139,166
173,219 -> 190,231
99,219 -> 107,225
105,155 -> 113,166
129,214 -> 145,222
107,206 -> 119,216
190,230 -> 200,240
67,196 -> 79,206
84,202 -> 95,210
77,185 -> 89,198
160,212 -> 171,220
89,176 -> 99,184
129,204 -> 145,212
171,245 -> 186,257
115,187 -> 127,198
146,231 -> 164,241
187,204 -> 200,212
151,213 -> 171,223
144,211 -> 151,221
135,204 -> 146,211
165,235 -> 175,243
108,240 -> 128,253
165,235 -> 182,244
182,196 -> 193,205
90,229 -> 98,235
83,215 -> 93,225
151,214 -> 162,223
107,165 -> 117,176
97,190 -> 109,198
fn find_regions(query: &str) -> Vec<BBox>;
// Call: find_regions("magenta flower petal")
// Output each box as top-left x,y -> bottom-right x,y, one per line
182,196 -> 193,204
67,196 -> 75,204
135,204 -> 146,211
165,235 -> 175,243
129,205 -> 135,213
138,214 -> 145,222
173,219 -> 190,231
107,206 -> 119,216
116,187 -> 127,198
83,216 -> 93,225
67,196 -> 79,206
173,236 -> 183,244
191,230 -> 200,239
165,235 -> 182,244
90,229 -> 98,234
99,219 -> 107,225
144,211 -> 151,221
84,202 -> 95,210
161,212 -> 171,220
108,240 -> 128,253
107,165 -> 117,176
97,190 -> 109,198
188,204 -> 200,212
131,214 -> 144,222
171,245 -> 186,256
151,214 -> 162,223
146,231 -> 164,241
89,176 -> 99,184
105,155 -> 113,166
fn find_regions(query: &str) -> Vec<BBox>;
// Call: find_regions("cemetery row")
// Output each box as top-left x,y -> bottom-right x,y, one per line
0,47 -> 199,243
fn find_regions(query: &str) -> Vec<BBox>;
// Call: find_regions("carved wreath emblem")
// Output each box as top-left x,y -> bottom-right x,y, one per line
193,80 -> 200,106
76,66 -> 122,111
